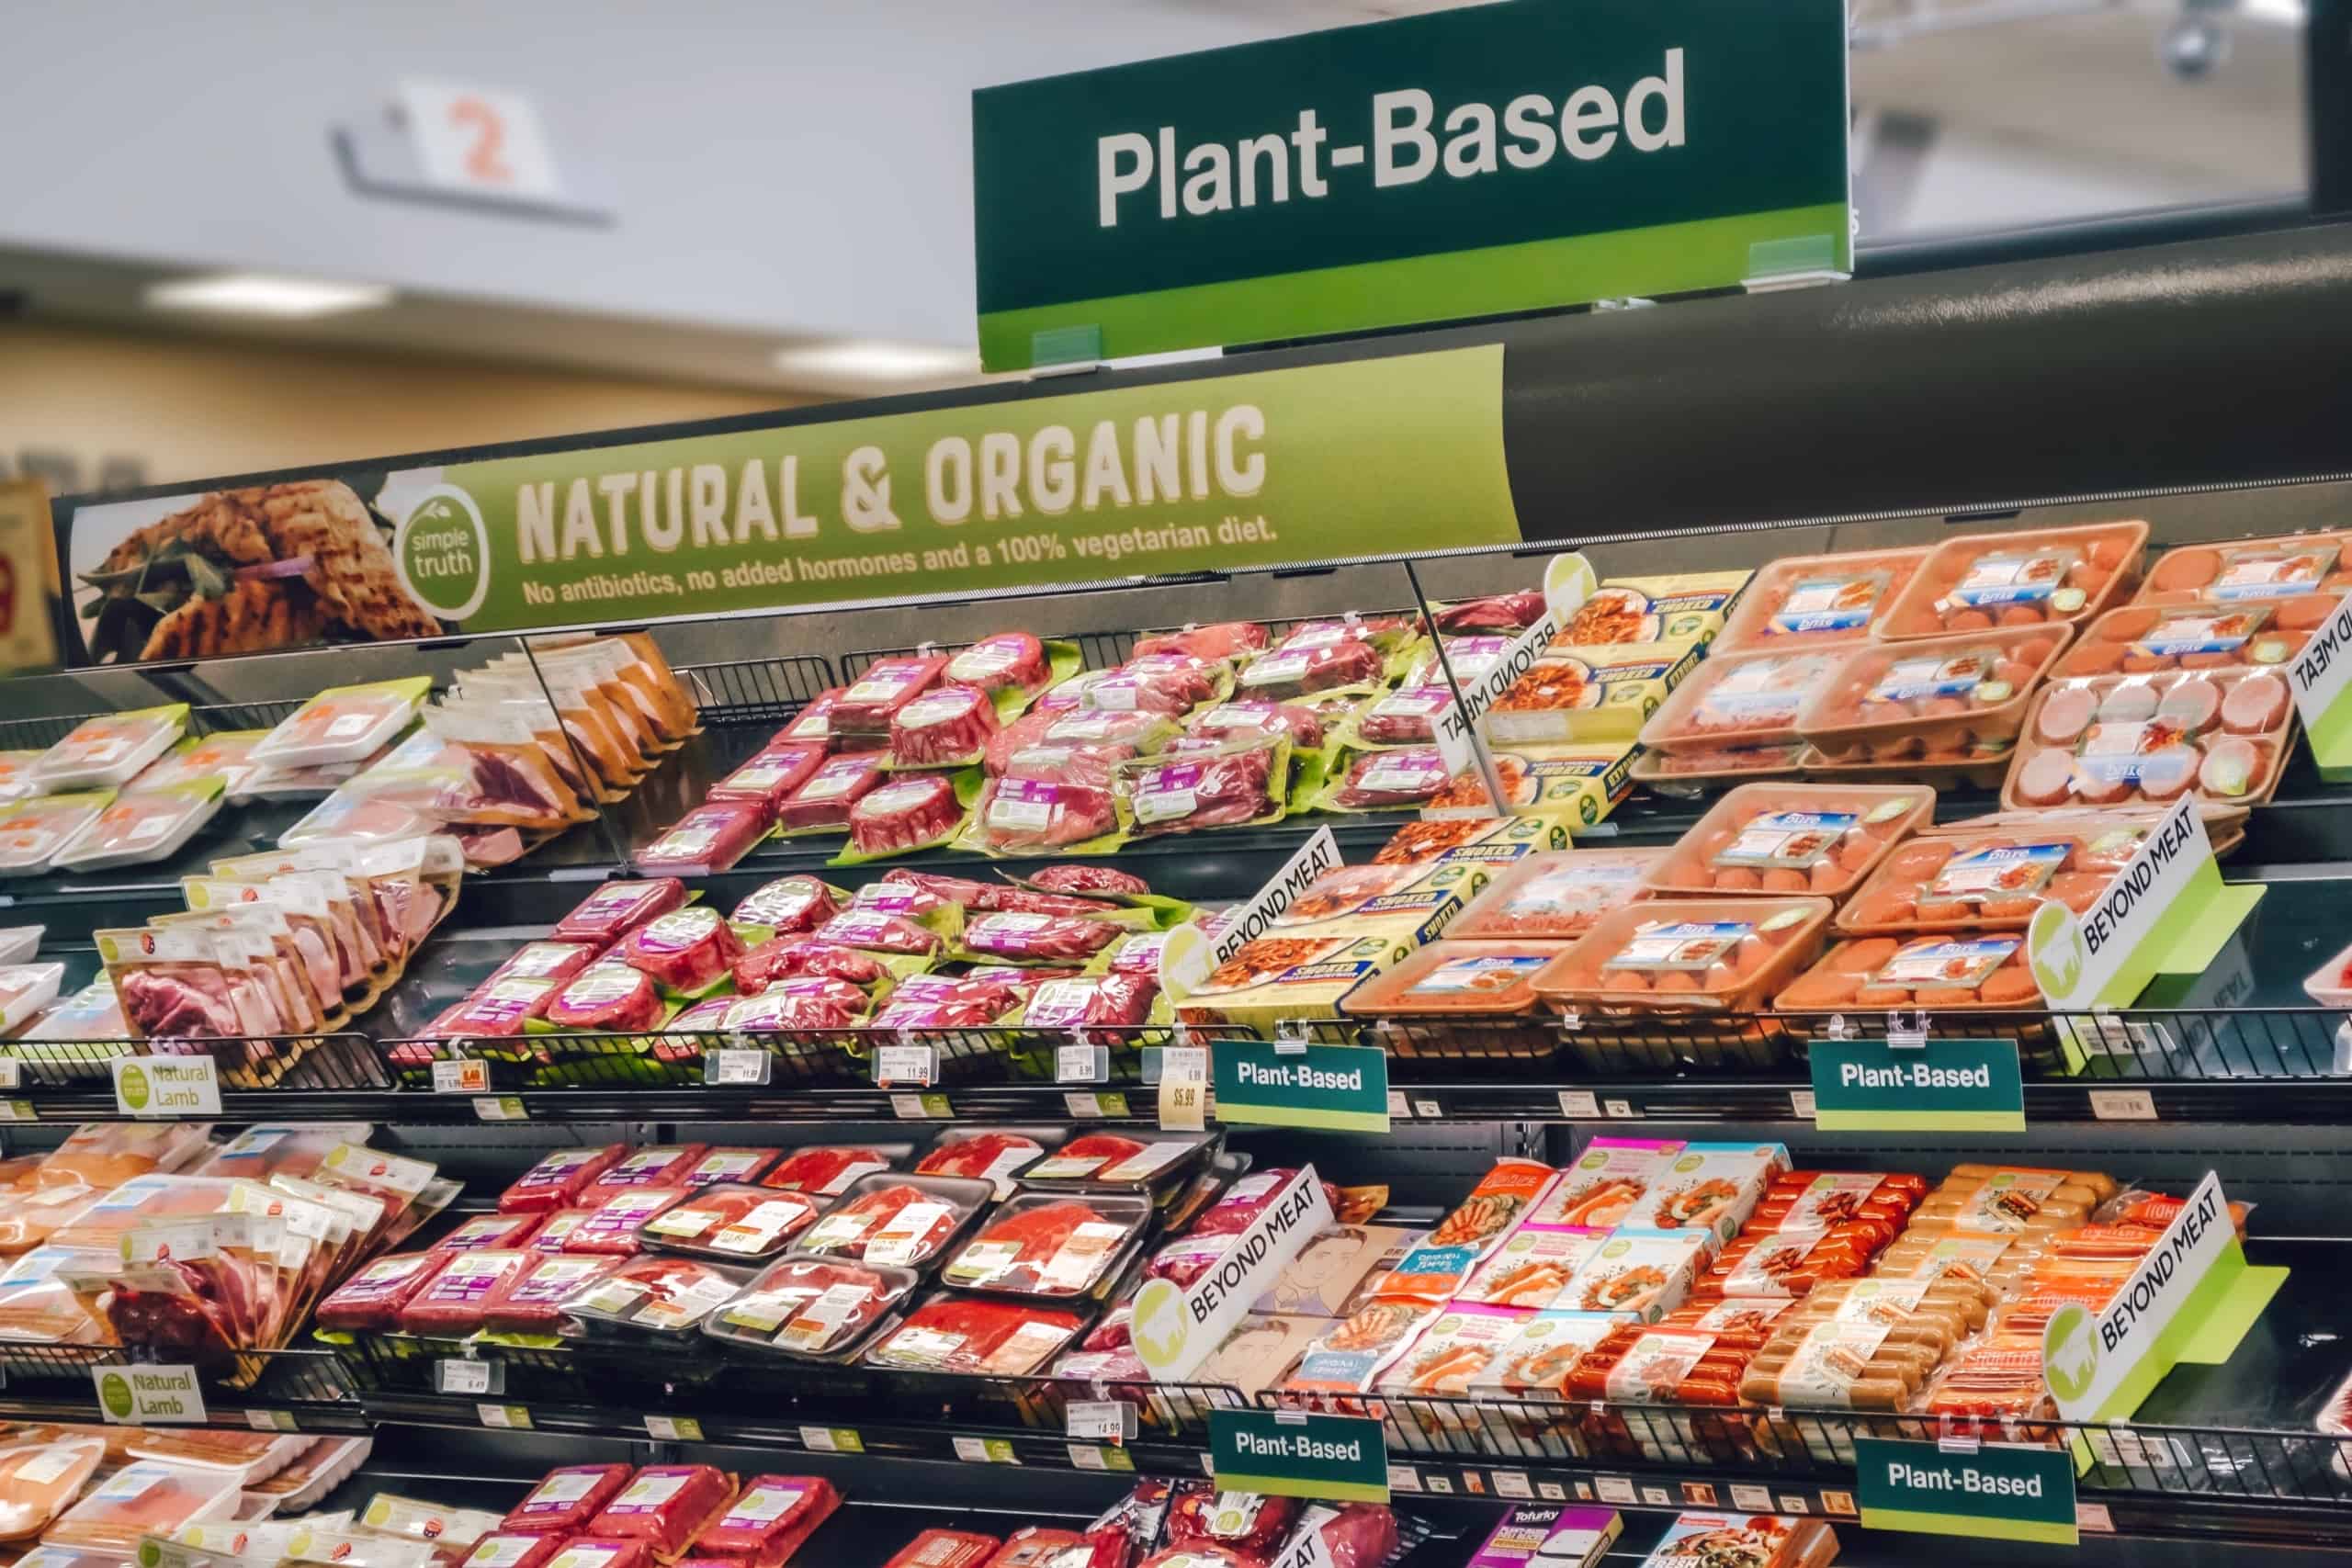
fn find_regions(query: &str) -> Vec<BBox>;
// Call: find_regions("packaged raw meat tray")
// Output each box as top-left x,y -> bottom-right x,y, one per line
562,1254 -> 753,1337
939,1192 -> 1150,1297
637,801 -> 770,874
887,686 -> 999,769
1018,1131 -> 1215,1197
311,1258 -> 435,1337
1530,897 -> 1835,1015
706,744 -> 827,821
637,1183 -> 820,1262
587,1464 -> 736,1557
2005,665 -> 2294,808
863,1292 -> 1087,1375
1713,546 -> 1932,652
1797,624 -> 2067,764
397,1248 -> 535,1336
913,1129 -> 1048,1195
503,1463 -> 632,1535
43,1460 -> 243,1553
703,1254 -> 918,1359
617,907 -> 747,993
686,1475 -> 840,1566
1835,824 -> 2145,935
544,964 -> 667,1032
945,632 -> 1057,699
0,793 -> 114,876
1879,520 -> 2146,639
2056,596 -> 2327,678
553,879 -> 689,945
1338,941 -> 1562,1055
1116,736 -> 1286,835
501,1145 -> 627,1213
2137,528 -> 2352,606
831,656 -> 949,734
1643,784 -> 1932,899
772,753 -> 886,834
51,781 -> 226,870
797,1173 -> 990,1269
847,773 -> 966,857
760,1145 -> 899,1197
480,1254 -> 621,1334
30,705 -> 189,790
1446,849 -> 1661,941
962,776 -> 1119,855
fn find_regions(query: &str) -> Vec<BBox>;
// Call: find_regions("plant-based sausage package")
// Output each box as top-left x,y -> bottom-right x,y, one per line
1882,520 -> 2147,639
1645,784 -> 1933,899
2005,665 -> 2294,809
1713,547 -> 1932,653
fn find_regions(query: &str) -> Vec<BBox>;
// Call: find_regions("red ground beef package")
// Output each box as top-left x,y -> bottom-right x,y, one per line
314,1251 -> 440,1333
730,875 -> 842,933
466,1534 -> 572,1568
618,907 -> 748,992
501,1145 -> 627,1213
503,1463 -> 633,1535
761,1146 -> 893,1197
481,1254 -> 619,1334
708,745 -> 828,822
882,1533 -> 1001,1568
398,1248 -> 536,1336
545,964 -> 666,1032
582,1145 -> 711,1203
889,686 -> 1000,768
813,909 -> 944,959
1028,864 -> 1152,897
431,1212 -> 544,1255
543,1540 -> 655,1568
553,879 -> 688,945
946,634 -> 1052,696
775,754 -> 886,833
565,1187 -> 689,1256
684,1475 -> 839,1566
832,656 -> 950,734
589,1466 -> 737,1556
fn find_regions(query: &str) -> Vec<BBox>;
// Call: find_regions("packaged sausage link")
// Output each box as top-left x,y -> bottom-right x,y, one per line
1713,547 -> 1932,653
1880,520 -> 2148,640
1445,850 -> 1661,941
1532,1139 -> 1687,1230
1532,897 -> 1834,1015
1457,1225 -> 1610,1310
2005,664 -> 2294,809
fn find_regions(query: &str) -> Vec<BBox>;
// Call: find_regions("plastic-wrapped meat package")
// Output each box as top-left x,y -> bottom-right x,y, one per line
475,1254 -> 616,1334
959,911 -> 1123,965
618,908 -> 748,993
528,1211 -> 596,1254
705,1255 -> 917,1358
687,1475 -> 841,1566
992,885 -> 1124,919
565,1188 -> 689,1257
1145,1235 -> 1230,1289
541,1539 -> 657,1568
833,656 -> 950,735
708,744 -> 828,822
0,1244 -> 114,1340
53,784 -> 227,871
469,1536 -> 575,1568
1328,748 -> 1450,810
947,633 -> 1055,697
774,753 -> 886,833
1351,685 -> 1454,747
1021,975 -> 1159,1038
1135,622 -> 1272,662
774,690 -> 849,750
943,1194 -> 1148,1295
883,1534 -> 1002,1568
487,941 -> 604,992
31,706 -> 189,790
718,977 -> 871,1034
554,880 -> 690,946
864,1294 -> 1088,1375
1086,654 -> 1225,717
1166,1485 -> 1302,1559
582,1145 -> 712,1205
983,709 -> 1062,777
0,1437 -> 106,1539
1030,864 -> 1153,897
501,1145 -> 626,1213
733,939 -> 888,997
638,801 -> 771,874
423,976 -> 557,1040
731,876 -> 843,934
848,774 -> 966,856
868,991 -> 1013,1033
0,792 -> 115,876
1119,738 -> 1284,835
967,777 -> 1119,854
1188,701 -> 1328,751
397,1248 -> 535,1336
1016,711 -> 1176,776
813,909 -> 945,961
40,1122 -> 210,1190
799,1175 -> 989,1268
563,1254 -> 750,1337
684,1148 -> 782,1188
762,1146 -> 894,1198
639,1184 -> 820,1261
431,1212 -> 544,1255
546,965 -> 667,1032
1433,592 -> 1547,634
96,926 -> 243,1039
1192,1171 -> 1340,1238
42,1460 -> 244,1553
888,686 -> 1000,769
585,1466 -> 736,1557
1238,638 -> 1385,700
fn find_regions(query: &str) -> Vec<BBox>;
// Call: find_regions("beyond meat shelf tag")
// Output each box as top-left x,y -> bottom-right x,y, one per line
1162,826 -> 1342,1002
1132,1167 -> 1334,1382
2287,593 -> 2352,779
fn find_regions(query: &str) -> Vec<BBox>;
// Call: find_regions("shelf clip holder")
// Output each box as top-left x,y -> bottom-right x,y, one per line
1886,1009 -> 1928,1050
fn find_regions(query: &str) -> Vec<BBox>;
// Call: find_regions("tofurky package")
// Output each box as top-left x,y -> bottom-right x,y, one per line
1469,1506 -> 1623,1568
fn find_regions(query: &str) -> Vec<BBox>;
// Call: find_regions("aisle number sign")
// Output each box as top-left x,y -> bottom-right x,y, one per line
2041,1171 -> 2285,1427
972,0 -> 1850,368
1853,1438 -> 2076,1545
63,347 -> 1518,661
1132,1168 -> 1331,1381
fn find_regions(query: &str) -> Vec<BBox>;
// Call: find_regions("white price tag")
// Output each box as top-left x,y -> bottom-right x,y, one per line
1159,1045 -> 1209,1132
2089,1089 -> 2157,1122
245,1409 -> 299,1433
1557,1090 -> 1600,1118
1493,1471 -> 1533,1499
645,1415 -> 703,1441
0,1059 -> 19,1089
1386,1091 -> 1411,1121
707,1050 -> 771,1087
1386,1463 -> 1420,1493
798,1426 -> 861,1452
1603,1099 -> 1637,1119
1731,1485 -> 1775,1512
437,1359 -> 492,1396
875,1043 -> 937,1089
431,1060 -> 490,1094
1538,1483 -> 1566,1501
2075,1502 -> 2115,1533
0,1100 -> 35,1122
478,1404 -> 531,1429
1413,1099 -> 1442,1120
1596,1477 -> 1637,1506
1067,1402 -> 1136,1444
1790,1089 -> 1817,1119
1064,1092 -> 1104,1118
1056,1044 -> 1109,1084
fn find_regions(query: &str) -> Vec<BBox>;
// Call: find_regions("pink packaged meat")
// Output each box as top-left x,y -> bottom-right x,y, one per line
564,1187 -> 689,1256
582,1145 -> 712,1204
774,754 -> 885,833
733,938 -> 888,996
618,907 -> 748,992
1120,737 -> 1284,835
1330,747 -> 1450,809
481,1254 -> 621,1334
1134,622 -> 1272,661
588,1465 -> 736,1555
1238,638 -> 1385,699
848,773 -> 966,856
708,745 -> 828,822
488,941 -> 604,990
832,657 -> 949,734
731,875 -> 843,933
967,777 -> 1118,854
813,909 -> 945,959
503,1465 -> 633,1535
959,911 -> 1123,964
1086,653 -> 1224,716
1029,864 -> 1152,897
637,801 -> 770,874
687,1475 -> 840,1566
888,686 -> 1000,769
424,976 -> 559,1038
314,1251 -> 440,1333
1020,974 -> 1159,1035
501,1145 -> 627,1213
398,1248 -> 535,1336
719,977 -> 870,1032
545,964 -> 666,1032
947,633 -> 1054,696
1187,701 -> 1329,750
554,880 -> 689,945
431,1212 -> 544,1255
684,1147 -> 783,1187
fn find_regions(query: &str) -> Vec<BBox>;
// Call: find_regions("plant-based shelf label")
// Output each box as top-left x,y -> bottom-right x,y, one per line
94,1364 -> 205,1424
1214,1042 -> 1390,1132
2041,1170 -> 2285,1427
1133,1168 -> 1332,1382
1809,1038 -> 2023,1132
1209,1409 -> 1387,1503
971,0 -> 1849,368
65,349 -> 1516,662
112,1056 -> 220,1118
2025,797 -> 2263,1018
1854,1438 -> 2076,1545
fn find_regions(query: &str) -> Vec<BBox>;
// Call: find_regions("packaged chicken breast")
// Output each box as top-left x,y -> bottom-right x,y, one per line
0,1436 -> 105,1540
251,680 -> 432,769
30,707 -> 190,791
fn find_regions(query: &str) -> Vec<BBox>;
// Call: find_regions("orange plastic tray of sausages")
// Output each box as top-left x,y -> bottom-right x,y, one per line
1774,931 -> 2044,1012
1832,826 -> 2144,937
1530,897 -> 1835,1014
1711,546 -> 1933,656
1875,519 -> 2149,641
1642,783 -> 1935,901
1795,624 -> 2073,764
2003,664 -> 2296,811
2136,529 -> 2352,607
2052,594 -> 2333,679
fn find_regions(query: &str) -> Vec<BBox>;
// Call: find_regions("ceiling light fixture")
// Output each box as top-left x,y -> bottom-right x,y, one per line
144,272 -> 394,319
770,340 -> 978,385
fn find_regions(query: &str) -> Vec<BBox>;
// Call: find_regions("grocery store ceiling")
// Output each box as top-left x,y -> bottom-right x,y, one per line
0,0 -> 2305,400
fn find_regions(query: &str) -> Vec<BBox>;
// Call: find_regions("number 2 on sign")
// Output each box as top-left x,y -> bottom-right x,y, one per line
448,96 -> 511,185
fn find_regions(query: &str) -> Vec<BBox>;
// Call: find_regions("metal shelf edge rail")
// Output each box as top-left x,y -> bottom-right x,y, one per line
0,1345 -> 363,1429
